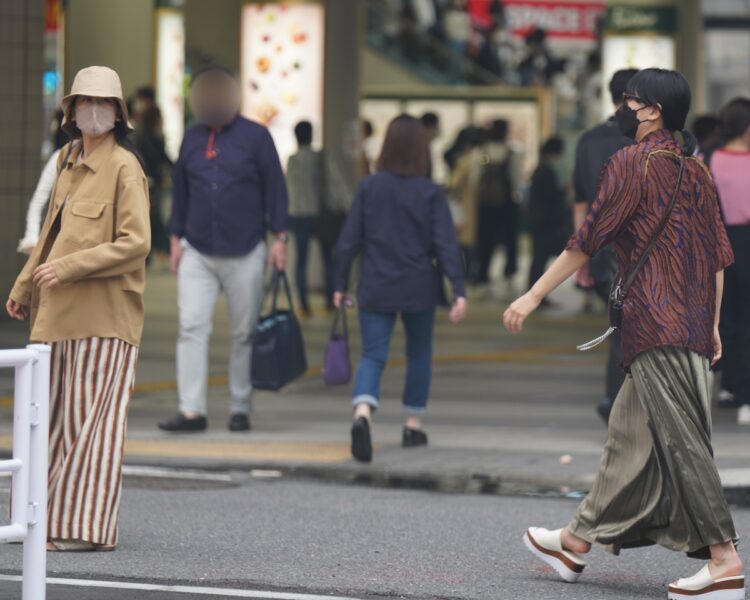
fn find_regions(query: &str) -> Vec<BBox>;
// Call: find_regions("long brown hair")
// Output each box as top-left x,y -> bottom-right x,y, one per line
376,114 -> 429,177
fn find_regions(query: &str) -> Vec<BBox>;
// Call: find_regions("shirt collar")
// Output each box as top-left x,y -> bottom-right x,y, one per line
68,133 -> 117,173
640,128 -> 674,147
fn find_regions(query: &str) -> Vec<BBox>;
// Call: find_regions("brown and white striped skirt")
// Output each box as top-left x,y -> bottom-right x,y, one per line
47,337 -> 138,548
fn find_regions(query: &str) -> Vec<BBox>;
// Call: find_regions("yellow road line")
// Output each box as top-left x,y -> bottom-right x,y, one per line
0,344 -> 603,406
0,434 -> 351,463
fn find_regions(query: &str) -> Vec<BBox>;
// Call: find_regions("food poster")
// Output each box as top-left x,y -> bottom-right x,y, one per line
241,2 -> 325,170
156,9 -> 186,162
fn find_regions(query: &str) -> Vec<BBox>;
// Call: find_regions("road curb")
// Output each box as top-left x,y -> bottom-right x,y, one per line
117,454 -> 750,506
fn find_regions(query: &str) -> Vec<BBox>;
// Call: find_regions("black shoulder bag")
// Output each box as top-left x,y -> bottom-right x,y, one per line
577,155 -> 686,351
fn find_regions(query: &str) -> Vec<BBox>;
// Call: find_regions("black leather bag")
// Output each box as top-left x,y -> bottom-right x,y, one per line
251,270 -> 308,391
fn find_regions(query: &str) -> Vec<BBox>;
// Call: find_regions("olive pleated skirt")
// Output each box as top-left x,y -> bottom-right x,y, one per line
569,347 -> 738,559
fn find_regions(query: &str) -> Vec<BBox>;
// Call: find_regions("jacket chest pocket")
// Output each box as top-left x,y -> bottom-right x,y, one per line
64,201 -> 110,248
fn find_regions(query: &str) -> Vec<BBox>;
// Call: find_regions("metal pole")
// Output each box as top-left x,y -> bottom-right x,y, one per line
10,359 -> 32,542
23,344 -> 50,600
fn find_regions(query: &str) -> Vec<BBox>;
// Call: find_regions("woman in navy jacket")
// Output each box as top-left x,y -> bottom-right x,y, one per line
334,114 -> 468,462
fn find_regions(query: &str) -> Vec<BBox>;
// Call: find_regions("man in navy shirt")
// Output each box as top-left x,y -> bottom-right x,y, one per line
572,68 -> 637,424
159,66 -> 289,433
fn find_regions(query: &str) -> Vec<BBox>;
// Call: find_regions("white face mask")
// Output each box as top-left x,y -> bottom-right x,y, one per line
75,103 -> 116,137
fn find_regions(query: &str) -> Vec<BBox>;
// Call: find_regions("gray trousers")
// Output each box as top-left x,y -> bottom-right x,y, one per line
177,242 -> 266,416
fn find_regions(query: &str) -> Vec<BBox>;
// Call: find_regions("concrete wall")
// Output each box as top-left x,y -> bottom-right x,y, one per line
65,0 -> 154,97
0,0 -> 45,306
323,0 -> 363,191
184,0 -> 243,73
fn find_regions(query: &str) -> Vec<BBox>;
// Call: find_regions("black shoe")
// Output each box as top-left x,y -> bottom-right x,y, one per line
158,413 -> 207,433
228,413 -> 251,432
351,417 -> 373,463
402,427 -> 428,448
596,398 -> 614,424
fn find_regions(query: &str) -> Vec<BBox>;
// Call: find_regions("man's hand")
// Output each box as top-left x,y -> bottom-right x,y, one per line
170,236 -> 182,275
6,298 -> 28,321
269,236 -> 288,271
450,297 -> 467,324
33,263 -> 60,290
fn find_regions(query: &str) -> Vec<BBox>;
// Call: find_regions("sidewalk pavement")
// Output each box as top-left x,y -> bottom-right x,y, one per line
1,269 -> 748,502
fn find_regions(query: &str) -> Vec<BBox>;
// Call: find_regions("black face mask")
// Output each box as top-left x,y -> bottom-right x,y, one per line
615,104 -> 648,139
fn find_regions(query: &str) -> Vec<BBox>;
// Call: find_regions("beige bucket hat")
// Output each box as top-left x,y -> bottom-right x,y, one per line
61,66 -> 133,136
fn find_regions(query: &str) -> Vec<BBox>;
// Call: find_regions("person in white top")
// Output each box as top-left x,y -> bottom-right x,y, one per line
17,148 -> 62,254
18,110 -> 69,254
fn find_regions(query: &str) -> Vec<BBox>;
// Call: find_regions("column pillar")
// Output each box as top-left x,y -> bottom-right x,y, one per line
0,1 -> 44,302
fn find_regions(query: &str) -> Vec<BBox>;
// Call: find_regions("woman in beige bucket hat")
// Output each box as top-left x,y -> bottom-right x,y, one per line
6,66 -> 151,551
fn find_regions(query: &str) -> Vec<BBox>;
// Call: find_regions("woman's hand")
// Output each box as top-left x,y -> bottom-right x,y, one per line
333,292 -> 353,309
503,291 -> 542,334
450,297 -> 467,324
6,298 -> 29,321
711,326 -> 722,366
33,263 -> 61,290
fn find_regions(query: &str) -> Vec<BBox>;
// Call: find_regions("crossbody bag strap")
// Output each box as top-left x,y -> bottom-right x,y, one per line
619,155 -> 685,298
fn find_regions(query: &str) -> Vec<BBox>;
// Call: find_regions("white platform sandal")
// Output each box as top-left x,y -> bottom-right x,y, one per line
522,527 -> 587,583
668,565 -> 745,600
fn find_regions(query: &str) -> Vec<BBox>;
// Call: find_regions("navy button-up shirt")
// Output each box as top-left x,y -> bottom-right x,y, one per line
336,172 -> 466,313
169,116 -> 288,257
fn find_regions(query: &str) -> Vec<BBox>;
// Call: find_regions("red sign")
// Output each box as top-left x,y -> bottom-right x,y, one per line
45,0 -> 60,33
503,1 -> 606,40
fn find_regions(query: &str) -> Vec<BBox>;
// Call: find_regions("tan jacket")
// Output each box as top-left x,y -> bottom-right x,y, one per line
10,135 -> 150,346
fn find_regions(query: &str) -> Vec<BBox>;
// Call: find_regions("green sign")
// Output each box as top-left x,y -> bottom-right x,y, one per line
605,5 -> 677,33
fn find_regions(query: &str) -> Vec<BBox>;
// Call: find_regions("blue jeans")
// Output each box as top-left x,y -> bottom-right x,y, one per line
290,216 -> 335,312
353,308 -> 435,415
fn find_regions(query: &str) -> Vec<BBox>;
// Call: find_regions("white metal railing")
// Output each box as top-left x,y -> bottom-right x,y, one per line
0,345 -> 51,600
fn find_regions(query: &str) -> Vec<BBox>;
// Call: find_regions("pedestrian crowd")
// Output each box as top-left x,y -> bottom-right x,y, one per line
5,58 -> 749,600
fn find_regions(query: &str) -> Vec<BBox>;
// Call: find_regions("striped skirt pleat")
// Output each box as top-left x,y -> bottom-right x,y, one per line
47,337 -> 138,547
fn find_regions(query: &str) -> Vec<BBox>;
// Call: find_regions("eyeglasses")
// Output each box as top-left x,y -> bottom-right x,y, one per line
622,93 -> 650,106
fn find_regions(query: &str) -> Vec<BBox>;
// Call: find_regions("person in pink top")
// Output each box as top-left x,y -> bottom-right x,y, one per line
711,97 -> 750,425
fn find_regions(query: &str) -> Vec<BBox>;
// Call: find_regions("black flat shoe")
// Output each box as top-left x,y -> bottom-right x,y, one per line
158,413 -> 207,433
402,427 -> 428,448
228,413 -> 251,432
351,417 -> 373,463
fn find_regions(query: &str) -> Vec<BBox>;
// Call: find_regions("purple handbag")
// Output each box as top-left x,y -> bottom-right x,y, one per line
323,307 -> 351,386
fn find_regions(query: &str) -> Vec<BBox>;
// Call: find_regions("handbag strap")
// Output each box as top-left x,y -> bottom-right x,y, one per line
270,269 -> 295,315
330,306 -> 348,340
619,154 -> 685,299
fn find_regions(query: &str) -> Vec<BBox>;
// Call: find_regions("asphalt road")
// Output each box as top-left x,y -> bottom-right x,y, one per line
1,476 -> 749,600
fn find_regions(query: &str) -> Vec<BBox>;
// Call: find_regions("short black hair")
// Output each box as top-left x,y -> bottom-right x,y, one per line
294,120 -> 313,145
421,112 -> 439,128
541,136 -> 564,157
190,64 -> 236,86
626,68 -> 691,131
719,97 -> 750,141
691,114 -> 720,144
135,86 -> 155,101
488,119 -> 509,142
609,69 -> 639,105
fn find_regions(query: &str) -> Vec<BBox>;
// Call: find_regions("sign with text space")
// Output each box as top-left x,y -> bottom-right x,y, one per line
504,0 -> 606,40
